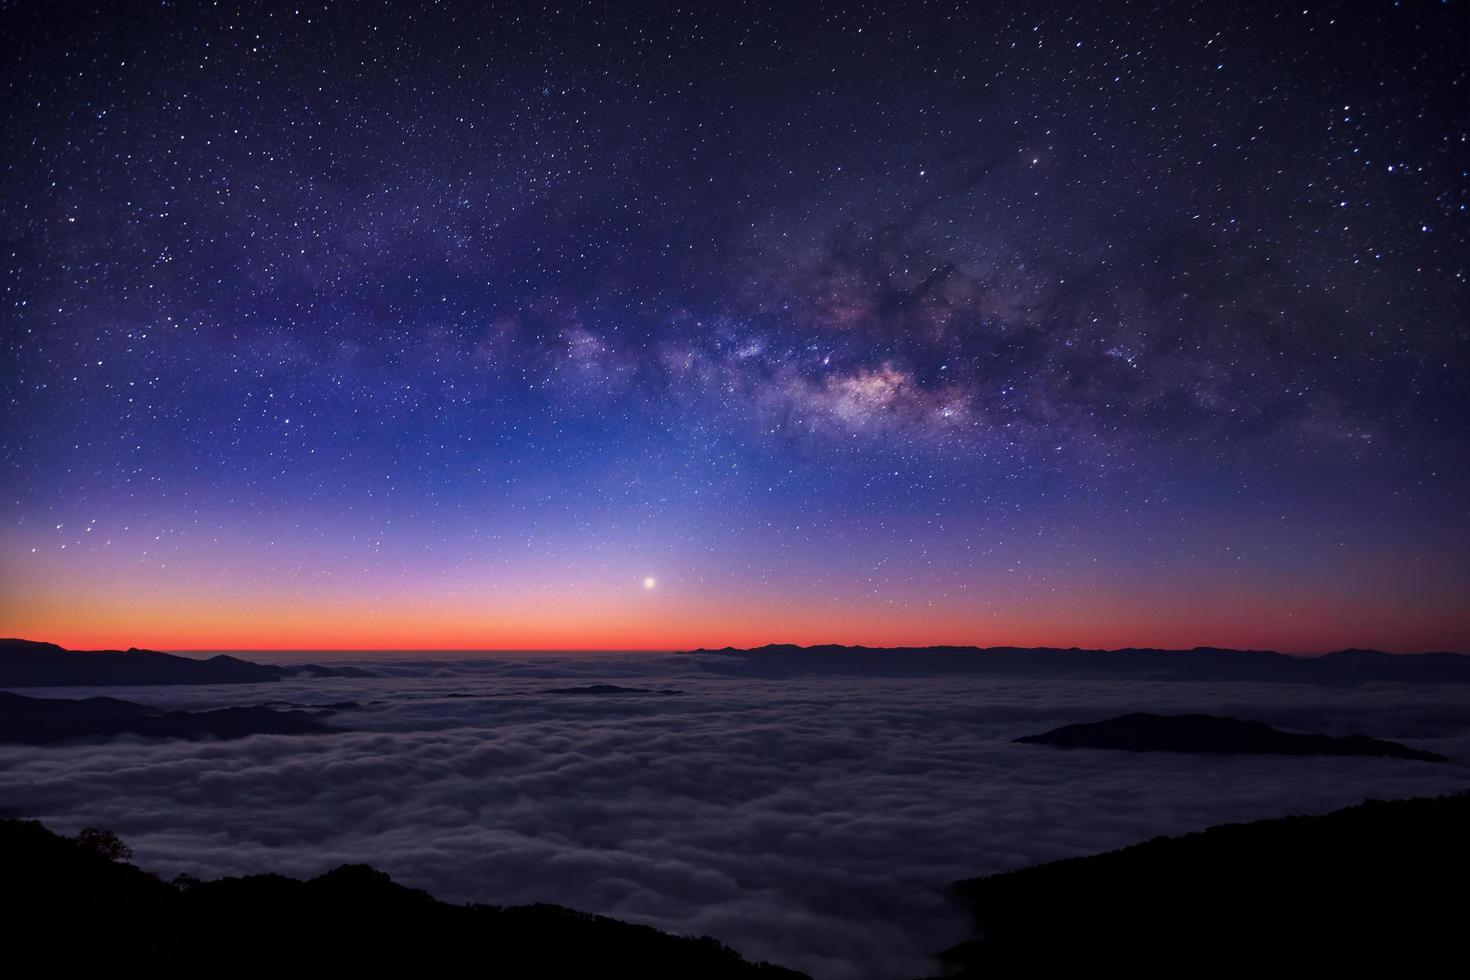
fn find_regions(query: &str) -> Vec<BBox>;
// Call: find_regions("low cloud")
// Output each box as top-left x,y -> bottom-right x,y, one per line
2,661 -> 1466,979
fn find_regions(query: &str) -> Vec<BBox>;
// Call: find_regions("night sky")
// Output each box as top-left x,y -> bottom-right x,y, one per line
2,1 -> 1466,651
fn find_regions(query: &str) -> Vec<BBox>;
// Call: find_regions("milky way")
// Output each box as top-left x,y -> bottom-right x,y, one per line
2,2 -> 1467,649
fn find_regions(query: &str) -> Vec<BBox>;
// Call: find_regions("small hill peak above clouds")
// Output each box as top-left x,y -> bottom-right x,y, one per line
1014,712 -> 1447,762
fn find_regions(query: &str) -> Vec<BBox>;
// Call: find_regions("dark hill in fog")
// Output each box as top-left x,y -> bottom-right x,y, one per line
0,691 -> 331,744
543,684 -> 684,695
686,643 -> 1470,684
1015,712 -> 1447,762
940,791 -> 1470,975
0,818 -> 806,979
0,638 -> 370,687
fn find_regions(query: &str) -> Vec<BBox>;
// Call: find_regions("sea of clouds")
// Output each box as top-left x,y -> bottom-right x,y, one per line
3,653 -> 1468,980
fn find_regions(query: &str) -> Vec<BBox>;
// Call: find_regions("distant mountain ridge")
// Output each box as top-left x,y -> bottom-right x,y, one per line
0,638 -> 370,687
1015,712 -> 1447,762
0,818 -> 807,978
684,643 -> 1470,684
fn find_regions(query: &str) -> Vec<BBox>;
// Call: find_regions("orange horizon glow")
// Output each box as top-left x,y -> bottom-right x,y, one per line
7,594 -> 1468,657
6,504 -> 1468,657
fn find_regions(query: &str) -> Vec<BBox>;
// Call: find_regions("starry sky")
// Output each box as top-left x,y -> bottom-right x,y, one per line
2,1 -> 1467,652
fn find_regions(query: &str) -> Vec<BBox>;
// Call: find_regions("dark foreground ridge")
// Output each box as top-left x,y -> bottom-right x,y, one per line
685,643 -> 1470,684
0,638 -> 370,687
0,690 -> 332,745
1015,712 -> 1447,762
941,791 -> 1470,975
0,819 -> 807,979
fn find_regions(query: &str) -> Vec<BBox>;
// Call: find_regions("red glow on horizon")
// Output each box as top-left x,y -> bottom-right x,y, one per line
8,599 -> 1467,657
5,522 -> 1467,656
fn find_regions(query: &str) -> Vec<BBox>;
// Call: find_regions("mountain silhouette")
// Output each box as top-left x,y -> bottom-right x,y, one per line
0,690 -> 332,744
685,643 -> 1470,684
1015,712 -> 1447,762
0,638 -> 370,687
0,818 -> 807,978
940,791 -> 1470,975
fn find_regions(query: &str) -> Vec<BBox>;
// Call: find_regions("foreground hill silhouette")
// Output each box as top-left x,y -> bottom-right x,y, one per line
941,791 -> 1470,975
1016,712 -> 1447,762
0,638 -> 368,687
0,690 -> 331,744
0,819 -> 806,979
686,643 -> 1470,684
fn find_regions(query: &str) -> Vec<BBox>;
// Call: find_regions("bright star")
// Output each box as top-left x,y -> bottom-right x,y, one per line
643,576 -> 657,590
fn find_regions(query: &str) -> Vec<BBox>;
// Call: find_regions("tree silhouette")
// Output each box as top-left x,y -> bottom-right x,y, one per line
75,827 -> 132,862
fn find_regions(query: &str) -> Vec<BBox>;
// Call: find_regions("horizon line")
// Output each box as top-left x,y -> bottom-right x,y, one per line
113,643 -> 1470,658
9,636 -> 1469,657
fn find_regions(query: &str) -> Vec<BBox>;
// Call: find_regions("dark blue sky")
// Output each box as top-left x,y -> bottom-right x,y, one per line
2,1 -> 1466,650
